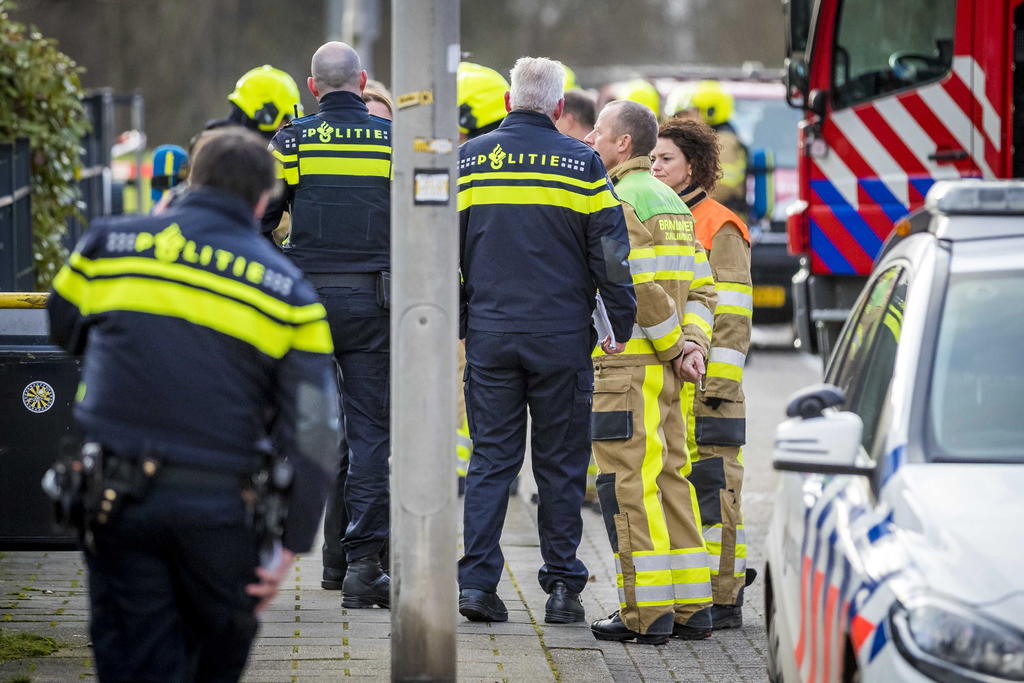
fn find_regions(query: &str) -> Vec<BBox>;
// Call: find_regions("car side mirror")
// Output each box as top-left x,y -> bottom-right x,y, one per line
774,384 -> 873,476
785,383 -> 844,418
784,56 -> 809,109
807,89 -> 828,118
748,147 -> 776,223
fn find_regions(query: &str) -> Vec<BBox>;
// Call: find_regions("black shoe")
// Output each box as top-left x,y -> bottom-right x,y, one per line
459,589 -> 508,622
341,558 -> 390,608
711,604 -> 743,630
745,567 -> 758,587
591,611 -> 672,645
321,564 -> 346,590
673,607 -> 713,640
545,580 -> 585,624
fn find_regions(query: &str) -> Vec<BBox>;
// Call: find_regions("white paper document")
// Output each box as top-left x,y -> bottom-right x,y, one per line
592,293 -> 616,345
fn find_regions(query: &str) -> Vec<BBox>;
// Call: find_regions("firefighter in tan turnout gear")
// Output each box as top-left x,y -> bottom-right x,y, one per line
652,118 -> 754,629
584,100 -> 717,645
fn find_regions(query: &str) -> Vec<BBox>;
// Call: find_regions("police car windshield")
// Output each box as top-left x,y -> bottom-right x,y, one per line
730,98 -> 802,169
929,270 -> 1024,463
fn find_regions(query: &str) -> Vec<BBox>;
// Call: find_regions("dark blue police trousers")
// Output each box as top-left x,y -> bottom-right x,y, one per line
459,328 -> 594,595
319,286 -> 390,563
86,487 -> 259,683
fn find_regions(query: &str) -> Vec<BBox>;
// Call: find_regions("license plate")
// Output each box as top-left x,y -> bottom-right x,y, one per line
752,285 -> 786,308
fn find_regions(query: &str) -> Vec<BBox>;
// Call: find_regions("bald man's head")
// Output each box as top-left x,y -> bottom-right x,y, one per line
309,41 -> 365,98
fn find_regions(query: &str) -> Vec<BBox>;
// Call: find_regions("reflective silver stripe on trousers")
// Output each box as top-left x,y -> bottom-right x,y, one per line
709,347 -> 747,368
618,584 -> 676,604
670,552 -> 709,570
674,581 -> 713,600
703,526 -> 747,546
620,552 -> 708,574
629,256 -> 657,276
684,301 -> 714,328
640,311 -> 681,341
716,289 -> 753,310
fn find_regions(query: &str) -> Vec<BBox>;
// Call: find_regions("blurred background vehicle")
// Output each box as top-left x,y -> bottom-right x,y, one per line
765,180 -> 1024,683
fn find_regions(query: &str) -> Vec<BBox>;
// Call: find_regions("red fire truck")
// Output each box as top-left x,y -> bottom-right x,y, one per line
783,0 -> 1023,357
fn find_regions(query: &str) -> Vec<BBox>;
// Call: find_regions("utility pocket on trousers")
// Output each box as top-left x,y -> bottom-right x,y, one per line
591,374 -> 632,441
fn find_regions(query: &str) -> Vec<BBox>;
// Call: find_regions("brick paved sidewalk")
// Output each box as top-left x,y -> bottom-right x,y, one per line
0,492 -> 767,682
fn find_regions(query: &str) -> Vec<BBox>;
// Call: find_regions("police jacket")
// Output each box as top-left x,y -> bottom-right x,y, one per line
262,90 -> 391,275
592,157 -> 717,367
458,109 -> 636,338
47,188 -> 338,552
681,184 -> 752,402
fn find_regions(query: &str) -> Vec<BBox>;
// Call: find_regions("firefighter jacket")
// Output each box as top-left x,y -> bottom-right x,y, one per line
47,188 -> 338,553
262,90 -> 391,275
681,185 -> 752,402
710,122 -> 748,218
458,109 -> 636,339
593,156 -> 717,366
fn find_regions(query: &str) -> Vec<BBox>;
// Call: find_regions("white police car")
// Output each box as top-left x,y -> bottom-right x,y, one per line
764,181 -> 1024,682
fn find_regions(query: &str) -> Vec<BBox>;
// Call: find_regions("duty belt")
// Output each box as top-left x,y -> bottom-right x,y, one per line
307,272 -> 379,289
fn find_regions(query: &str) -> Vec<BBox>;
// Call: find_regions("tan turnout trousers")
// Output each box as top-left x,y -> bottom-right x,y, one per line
592,362 -> 712,634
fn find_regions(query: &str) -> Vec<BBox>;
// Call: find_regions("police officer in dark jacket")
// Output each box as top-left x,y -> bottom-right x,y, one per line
46,128 -> 339,682
261,41 -> 392,607
458,57 -> 636,624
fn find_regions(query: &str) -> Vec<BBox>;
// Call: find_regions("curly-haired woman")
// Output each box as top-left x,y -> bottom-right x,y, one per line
651,118 -> 755,630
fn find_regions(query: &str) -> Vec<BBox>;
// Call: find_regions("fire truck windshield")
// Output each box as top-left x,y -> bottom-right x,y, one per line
831,0 -> 956,109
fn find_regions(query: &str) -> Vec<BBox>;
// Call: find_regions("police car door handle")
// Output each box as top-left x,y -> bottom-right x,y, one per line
928,148 -> 968,162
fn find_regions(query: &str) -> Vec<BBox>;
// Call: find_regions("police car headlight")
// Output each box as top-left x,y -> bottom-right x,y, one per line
891,598 -> 1024,681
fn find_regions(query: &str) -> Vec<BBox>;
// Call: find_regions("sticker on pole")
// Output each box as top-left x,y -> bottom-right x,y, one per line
23,381 -> 55,413
414,169 -> 450,205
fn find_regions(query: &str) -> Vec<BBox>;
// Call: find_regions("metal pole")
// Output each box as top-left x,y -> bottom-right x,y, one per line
390,0 -> 459,680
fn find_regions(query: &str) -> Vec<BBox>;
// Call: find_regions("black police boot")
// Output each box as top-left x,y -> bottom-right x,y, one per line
711,572 -> 754,630
544,580 -> 585,624
321,564 -> 346,591
341,558 -> 390,609
591,611 -> 673,645
673,606 -> 713,640
459,589 -> 508,622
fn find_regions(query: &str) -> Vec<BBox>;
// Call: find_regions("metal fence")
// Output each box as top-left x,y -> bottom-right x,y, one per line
0,138 -> 33,292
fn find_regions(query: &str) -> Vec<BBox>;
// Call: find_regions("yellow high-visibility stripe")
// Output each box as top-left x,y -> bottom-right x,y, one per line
715,304 -> 753,318
52,267 -> 87,306
68,254 -> 325,325
682,380 -> 697,467
457,184 -> 619,214
717,281 -> 752,295
654,245 -> 695,256
63,275 -> 332,358
650,325 -> 682,353
641,365 -> 671,552
656,269 -> 696,281
458,171 -> 609,190
631,272 -> 656,284
277,165 -> 299,186
683,312 -> 714,339
883,310 -> 901,342
298,143 -> 390,154
708,362 -> 743,382
629,247 -> 656,260
163,151 -> 174,178
298,156 -> 391,177
592,337 -> 658,357
272,149 -> 297,163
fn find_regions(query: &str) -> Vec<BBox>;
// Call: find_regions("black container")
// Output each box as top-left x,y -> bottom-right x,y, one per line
0,307 -> 80,549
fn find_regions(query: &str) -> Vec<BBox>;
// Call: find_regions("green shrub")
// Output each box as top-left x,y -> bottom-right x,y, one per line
0,0 -> 89,290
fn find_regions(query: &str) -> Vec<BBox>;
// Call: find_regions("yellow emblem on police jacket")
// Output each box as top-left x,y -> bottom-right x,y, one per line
488,143 -> 506,170
23,381 -> 55,413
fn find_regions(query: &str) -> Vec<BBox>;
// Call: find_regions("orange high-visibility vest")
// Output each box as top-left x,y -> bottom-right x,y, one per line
690,197 -> 751,251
